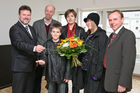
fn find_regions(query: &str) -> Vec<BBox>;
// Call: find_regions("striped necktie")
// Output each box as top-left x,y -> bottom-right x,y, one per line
25,26 -> 33,38
103,33 -> 117,68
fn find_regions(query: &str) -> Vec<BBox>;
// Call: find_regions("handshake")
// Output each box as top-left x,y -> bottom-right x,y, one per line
34,45 -> 45,53
34,45 -> 46,66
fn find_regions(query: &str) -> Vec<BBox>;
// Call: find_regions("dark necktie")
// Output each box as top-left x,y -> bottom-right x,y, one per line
108,33 -> 116,47
103,33 -> 117,68
25,26 -> 33,38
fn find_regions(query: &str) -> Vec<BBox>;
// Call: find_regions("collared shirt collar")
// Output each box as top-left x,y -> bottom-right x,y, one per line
114,25 -> 123,34
44,18 -> 52,26
19,20 -> 29,28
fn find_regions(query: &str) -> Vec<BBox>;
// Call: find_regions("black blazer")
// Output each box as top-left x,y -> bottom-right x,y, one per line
104,27 -> 136,92
9,21 -> 37,72
61,24 -> 87,40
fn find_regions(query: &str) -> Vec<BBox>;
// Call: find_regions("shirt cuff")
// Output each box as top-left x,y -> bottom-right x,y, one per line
33,46 -> 36,52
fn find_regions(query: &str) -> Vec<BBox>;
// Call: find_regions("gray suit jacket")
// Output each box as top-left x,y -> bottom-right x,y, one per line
104,27 -> 136,92
33,18 -> 60,45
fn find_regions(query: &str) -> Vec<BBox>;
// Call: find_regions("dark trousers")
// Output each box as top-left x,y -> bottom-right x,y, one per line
72,67 -> 84,93
33,66 -> 44,93
12,72 -> 35,93
48,81 -> 67,93
72,86 -> 80,93
83,68 -> 106,93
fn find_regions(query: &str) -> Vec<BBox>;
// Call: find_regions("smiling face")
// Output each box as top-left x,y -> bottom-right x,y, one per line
19,10 -> 31,25
45,5 -> 55,21
108,11 -> 124,32
66,12 -> 76,25
51,27 -> 61,41
86,19 -> 97,31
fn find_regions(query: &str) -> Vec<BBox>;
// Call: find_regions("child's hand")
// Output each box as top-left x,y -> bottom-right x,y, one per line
36,60 -> 45,65
64,79 -> 69,83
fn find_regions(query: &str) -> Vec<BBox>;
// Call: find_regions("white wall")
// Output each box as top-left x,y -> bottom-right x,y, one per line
49,0 -> 140,11
1,0 -> 140,45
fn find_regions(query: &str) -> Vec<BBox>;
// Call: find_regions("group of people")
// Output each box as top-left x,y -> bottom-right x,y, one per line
9,4 -> 136,93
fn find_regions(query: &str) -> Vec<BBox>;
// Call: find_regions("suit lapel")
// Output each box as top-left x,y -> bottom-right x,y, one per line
17,21 -> 33,40
41,18 -> 53,40
40,19 -> 47,36
48,20 -> 55,40
107,34 -> 112,47
29,26 -> 37,41
75,24 -> 80,37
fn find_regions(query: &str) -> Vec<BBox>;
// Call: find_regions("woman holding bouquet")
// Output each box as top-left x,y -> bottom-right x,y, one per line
61,9 -> 87,93
81,13 -> 108,93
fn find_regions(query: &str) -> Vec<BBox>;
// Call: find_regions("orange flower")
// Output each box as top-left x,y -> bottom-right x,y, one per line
69,41 -> 73,48
70,36 -> 74,39
78,39 -> 82,42
65,38 -> 68,40
72,42 -> 78,48
70,42 -> 78,48
57,46 -> 59,48
58,43 -> 61,45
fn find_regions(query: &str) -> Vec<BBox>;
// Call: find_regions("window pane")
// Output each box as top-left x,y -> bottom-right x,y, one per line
123,11 -> 140,38
58,14 -> 67,26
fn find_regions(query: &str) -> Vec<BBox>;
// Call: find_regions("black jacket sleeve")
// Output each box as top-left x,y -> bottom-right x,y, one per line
64,59 -> 72,80
94,32 -> 108,80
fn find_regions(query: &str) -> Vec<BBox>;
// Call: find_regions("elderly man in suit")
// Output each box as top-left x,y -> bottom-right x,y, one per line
9,5 -> 45,93
104,10 -> 136,93
33,4 -> 61,93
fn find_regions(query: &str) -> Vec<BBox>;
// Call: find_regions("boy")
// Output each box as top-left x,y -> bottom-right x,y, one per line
37,23 -> 71,93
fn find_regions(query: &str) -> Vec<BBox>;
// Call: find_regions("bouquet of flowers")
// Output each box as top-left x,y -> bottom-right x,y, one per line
57,36 -> 87,67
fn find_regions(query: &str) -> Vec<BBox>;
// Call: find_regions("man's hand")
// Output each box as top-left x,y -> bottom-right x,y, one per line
118,85 -> 126,93
64,79 -> 69,83
36,60 -> 45,65
35,45 -> 45,53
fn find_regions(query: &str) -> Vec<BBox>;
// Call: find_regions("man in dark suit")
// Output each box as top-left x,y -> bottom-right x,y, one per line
9,5 -> 45,93
33,4 -> 61,93
104,10 -> 136,93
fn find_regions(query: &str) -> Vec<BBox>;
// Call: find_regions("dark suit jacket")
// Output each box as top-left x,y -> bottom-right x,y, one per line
104,27 -> 136,92
9,21 -> 37,72
33,18 -> 61,45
